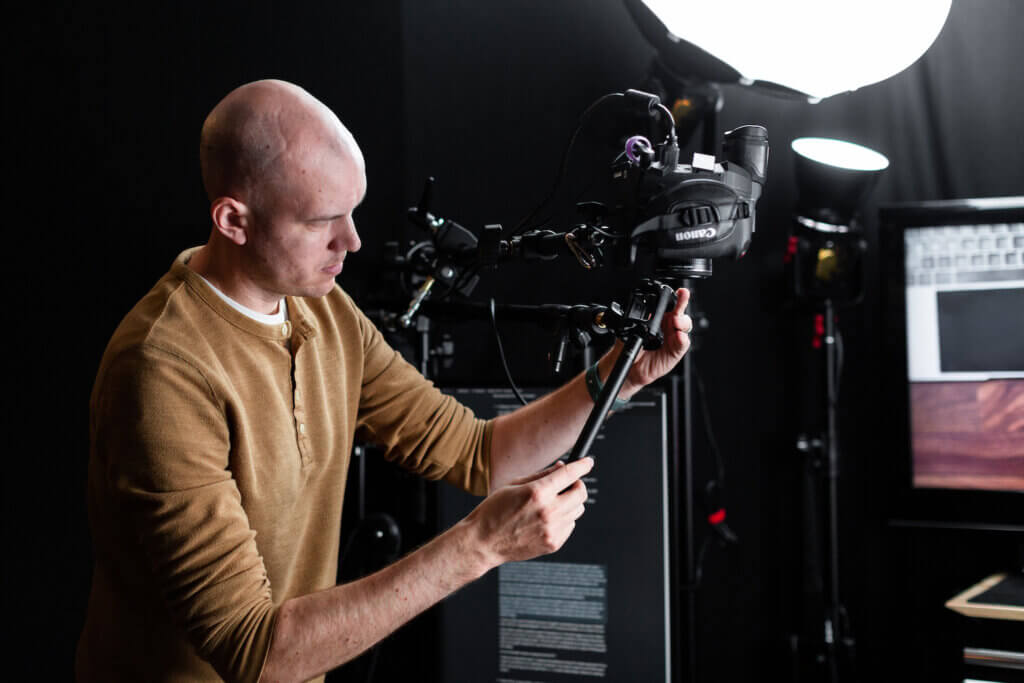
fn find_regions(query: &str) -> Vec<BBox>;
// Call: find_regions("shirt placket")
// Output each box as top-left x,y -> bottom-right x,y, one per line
285,321 -> 313,468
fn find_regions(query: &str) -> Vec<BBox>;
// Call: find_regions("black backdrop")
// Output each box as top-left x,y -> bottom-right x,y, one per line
7,1 -> 1024,681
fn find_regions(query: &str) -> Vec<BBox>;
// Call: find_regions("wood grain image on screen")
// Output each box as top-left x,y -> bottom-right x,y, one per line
910,380 -> 1024,491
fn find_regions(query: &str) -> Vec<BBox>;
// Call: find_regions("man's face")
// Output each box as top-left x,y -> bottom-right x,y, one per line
244,142 -> 366,301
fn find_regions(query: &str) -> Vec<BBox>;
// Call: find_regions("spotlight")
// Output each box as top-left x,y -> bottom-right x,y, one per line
792,137 -> 889,227
786,137 -> 890,304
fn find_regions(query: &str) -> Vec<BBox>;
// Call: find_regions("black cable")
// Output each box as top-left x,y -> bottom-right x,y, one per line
654,101 -> 678,143
689,353 -> 736,589
685,535 -> 712,590
509,92 -> 624,239
692,359 -> 725,485
489,297 -> 528,406
444,93 -> 676,297
514,94 -> 679,240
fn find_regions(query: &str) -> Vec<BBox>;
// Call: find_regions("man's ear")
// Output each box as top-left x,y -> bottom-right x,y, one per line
210,196 -> 251,246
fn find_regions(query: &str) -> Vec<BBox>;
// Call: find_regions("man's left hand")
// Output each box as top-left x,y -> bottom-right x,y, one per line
612,287 -> 692,397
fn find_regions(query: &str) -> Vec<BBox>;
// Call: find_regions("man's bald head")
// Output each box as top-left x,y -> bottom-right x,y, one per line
199,79 -> 363,210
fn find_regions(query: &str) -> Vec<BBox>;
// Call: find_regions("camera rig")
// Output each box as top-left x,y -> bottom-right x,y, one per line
385,89 -> 768,463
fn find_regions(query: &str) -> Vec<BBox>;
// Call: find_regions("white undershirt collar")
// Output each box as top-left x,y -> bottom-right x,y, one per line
194,273 -> 288,325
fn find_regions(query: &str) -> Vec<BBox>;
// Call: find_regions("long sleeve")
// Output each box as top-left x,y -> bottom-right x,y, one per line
351,303 -> 493,496
93,344 -> 277,682
79,254 -> 490,682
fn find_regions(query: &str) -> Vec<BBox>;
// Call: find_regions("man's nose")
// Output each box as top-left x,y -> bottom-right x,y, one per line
332,218 -> 361,253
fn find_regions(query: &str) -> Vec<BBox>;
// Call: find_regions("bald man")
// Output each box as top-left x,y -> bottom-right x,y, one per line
76,80 -> 692,683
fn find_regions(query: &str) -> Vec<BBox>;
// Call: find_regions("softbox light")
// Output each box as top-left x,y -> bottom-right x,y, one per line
625,0 -> 952,102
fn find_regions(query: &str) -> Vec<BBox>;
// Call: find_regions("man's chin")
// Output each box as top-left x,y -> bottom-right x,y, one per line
283,281 -> 334,301
312,278 -> 339,297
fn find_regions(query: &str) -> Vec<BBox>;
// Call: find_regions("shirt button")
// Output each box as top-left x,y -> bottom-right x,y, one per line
281,323 -> 290,337
299,423 -> 306,434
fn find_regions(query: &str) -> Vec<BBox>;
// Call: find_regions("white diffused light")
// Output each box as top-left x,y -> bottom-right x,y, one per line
791,138 -> 890,171
641,0 -> 952,101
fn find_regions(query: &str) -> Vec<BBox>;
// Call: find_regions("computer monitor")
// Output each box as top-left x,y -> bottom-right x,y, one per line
879,197 -> 1024,530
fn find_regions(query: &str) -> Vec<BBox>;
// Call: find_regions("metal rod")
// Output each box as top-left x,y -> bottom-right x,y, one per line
418,317 -> 430,377
681,279 -> 697,683
567,335 -> 644,462
824,298 -> 841,683
670,373 -> 683,683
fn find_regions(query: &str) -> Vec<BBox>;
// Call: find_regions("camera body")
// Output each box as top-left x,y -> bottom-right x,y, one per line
395,90 -> 769,322
608,124 -> 769,281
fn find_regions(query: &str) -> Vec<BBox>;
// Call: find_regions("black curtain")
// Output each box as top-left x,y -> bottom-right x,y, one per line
6,1 -> 1023,680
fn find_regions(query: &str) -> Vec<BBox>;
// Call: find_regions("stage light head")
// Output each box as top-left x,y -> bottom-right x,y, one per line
786,137 -> 888,305
791,137 -> 889,229
625,0 -> 952,102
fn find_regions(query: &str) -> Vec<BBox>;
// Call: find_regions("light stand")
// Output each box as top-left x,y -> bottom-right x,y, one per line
785,137 -> 888,683
792,296 -> 852,683
822,297 -> 844,683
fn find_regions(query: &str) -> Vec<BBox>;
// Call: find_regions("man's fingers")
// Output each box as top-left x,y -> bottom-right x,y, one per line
676,287 -> 690,312
536,457 -> 593,496
671,289 -> 691,324
560,480 -> 589,513
660,289 -> 691,336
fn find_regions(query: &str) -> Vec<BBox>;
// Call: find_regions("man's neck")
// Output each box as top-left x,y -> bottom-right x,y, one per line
187,243 -> 282,315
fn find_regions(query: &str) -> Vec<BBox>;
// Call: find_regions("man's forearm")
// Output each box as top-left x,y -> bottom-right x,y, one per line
260,516 -> 492,683
489,350 -> 634,490
489,287 -> 691,490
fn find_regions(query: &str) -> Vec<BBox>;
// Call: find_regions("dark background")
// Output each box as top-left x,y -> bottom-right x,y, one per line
7,1 -> 1024,681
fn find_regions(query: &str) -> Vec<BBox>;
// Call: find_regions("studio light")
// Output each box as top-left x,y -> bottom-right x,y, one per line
786,136 -> 889,305
626,0 -> 952,101
792,137 -> 889,229
782,133 -> 891,682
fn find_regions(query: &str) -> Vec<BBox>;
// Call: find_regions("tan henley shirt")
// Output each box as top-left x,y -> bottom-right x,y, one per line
76,249 -> 492,682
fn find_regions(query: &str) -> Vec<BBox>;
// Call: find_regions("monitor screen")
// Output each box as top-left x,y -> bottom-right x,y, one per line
880,197 -> 1024,527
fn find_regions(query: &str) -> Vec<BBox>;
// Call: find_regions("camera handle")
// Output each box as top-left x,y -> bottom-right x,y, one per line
567,279 -> 677,463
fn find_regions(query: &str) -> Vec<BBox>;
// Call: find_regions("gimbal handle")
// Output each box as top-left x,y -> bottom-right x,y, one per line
566,280 -> 677,463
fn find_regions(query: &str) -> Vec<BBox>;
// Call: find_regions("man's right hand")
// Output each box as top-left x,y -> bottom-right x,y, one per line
464,457 -> 593,569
